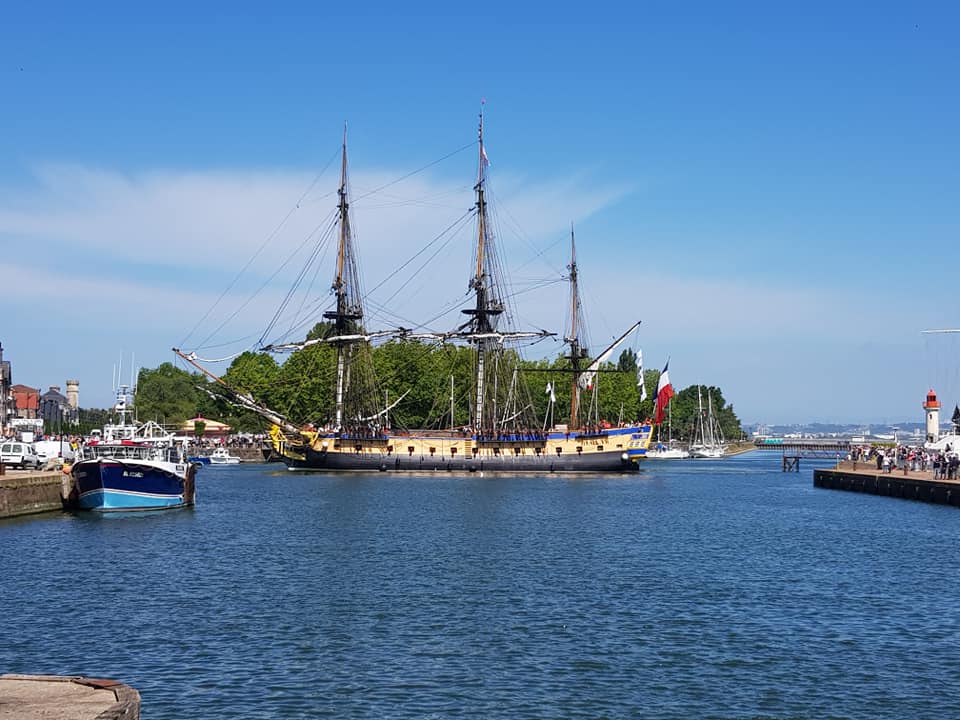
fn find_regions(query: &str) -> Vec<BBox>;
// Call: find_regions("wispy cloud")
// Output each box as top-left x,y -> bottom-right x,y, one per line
0,163 -> 935,420
0,163 -> 631,405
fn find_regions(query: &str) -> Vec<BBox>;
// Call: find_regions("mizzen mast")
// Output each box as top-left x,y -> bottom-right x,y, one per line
565,224 -> 589,430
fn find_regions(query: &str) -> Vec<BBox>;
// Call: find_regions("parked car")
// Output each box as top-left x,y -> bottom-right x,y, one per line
1,441 -> 40,469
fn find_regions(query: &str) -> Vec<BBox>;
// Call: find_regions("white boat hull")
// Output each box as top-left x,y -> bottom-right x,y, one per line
647,447 -> 690,459
689,446 -> 725,458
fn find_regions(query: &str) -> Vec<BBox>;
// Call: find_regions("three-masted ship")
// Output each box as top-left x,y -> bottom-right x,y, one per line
176,115 -> 651,472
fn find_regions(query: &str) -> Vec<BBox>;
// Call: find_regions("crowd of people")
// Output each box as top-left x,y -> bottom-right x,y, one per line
848,443 -> 960,479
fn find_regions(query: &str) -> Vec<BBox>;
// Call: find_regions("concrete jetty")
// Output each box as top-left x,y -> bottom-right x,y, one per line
814,460 -> 960,507
0,674 -> 140,719
0,469 -> 70,519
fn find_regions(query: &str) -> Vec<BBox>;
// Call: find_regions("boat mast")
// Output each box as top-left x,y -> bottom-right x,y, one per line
462,107 -> 503,433
566,224 -> 586,430
323,124 -> 363,432
696,386 -> 705,446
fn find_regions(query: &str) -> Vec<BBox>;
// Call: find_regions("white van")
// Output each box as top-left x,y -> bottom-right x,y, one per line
1,442 -> 40,469
34,440 -> 75,463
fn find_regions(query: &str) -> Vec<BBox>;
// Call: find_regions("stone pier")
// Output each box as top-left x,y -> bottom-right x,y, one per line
0,674 -> 140,719
0,470 -> 70,519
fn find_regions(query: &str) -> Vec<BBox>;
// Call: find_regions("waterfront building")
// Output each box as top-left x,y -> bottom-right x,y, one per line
10,385 -> 40,419
180,415 -> 232,441
40,385 -> 78,429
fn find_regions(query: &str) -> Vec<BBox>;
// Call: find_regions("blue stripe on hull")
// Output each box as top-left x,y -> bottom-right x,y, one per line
72,460 -> 194,511
78,488 -> 187,511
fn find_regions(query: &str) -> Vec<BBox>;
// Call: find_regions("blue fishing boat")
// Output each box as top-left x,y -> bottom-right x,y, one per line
71,387 -> 196,511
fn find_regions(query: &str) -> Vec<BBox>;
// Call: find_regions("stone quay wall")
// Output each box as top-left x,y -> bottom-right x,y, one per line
0,471 -> 68,519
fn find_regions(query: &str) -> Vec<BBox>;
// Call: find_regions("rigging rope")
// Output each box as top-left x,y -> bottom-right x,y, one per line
351,141 -> 475,204
179,145 -> 341,350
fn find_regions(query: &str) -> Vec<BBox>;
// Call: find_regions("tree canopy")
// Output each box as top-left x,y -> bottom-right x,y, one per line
128,344 -> 742,438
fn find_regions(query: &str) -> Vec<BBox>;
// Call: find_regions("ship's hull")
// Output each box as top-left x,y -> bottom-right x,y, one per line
72,459 -> 196,511
289,447 -> 636,473
277,425 -> 653,474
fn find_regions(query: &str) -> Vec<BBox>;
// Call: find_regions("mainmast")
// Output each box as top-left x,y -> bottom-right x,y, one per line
462,107 -> 504,432
323,124 -> 364,432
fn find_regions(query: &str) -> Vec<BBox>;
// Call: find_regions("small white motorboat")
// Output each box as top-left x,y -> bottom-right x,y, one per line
209,447 -> 242,465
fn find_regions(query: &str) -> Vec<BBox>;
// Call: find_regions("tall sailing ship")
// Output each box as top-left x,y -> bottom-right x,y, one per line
176,115 -> 651,472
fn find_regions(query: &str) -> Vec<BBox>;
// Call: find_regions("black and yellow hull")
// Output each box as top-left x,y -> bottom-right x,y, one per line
271,425 -> 652,473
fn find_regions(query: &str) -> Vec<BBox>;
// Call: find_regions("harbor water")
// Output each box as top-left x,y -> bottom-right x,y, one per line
2,452 -> 959,718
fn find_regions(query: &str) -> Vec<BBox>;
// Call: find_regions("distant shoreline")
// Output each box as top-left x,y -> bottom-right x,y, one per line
725,442 -> 756,457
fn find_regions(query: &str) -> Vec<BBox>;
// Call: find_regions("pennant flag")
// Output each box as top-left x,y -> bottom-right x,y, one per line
653,360 -> 675,425
636,350 -> 647,402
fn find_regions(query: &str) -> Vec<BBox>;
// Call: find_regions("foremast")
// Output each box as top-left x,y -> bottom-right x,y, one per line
323,125 -> 367,432
184,126 -> 386,438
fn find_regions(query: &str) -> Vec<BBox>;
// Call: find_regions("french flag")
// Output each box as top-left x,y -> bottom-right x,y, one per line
653,360 -> 675,425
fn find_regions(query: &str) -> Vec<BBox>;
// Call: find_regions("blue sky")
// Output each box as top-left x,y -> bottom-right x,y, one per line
1,1 -> 958,424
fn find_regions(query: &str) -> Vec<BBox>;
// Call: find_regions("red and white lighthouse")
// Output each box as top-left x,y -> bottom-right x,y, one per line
924,389 -> 941,443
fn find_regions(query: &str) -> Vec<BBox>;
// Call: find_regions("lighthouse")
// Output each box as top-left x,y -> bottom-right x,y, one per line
924,389 -> 941,443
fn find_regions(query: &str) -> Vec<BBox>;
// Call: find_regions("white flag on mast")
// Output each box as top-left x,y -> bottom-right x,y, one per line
637,350 -> 647,402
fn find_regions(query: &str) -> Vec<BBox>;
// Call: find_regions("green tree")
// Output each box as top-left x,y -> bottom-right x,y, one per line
617,349 -> 637,373
274,343 -> 337,426
136,363 -> 209,425
222,352 -> 282,431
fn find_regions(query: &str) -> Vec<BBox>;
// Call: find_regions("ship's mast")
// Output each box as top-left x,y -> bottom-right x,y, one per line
462,107 -> 503,432
566,224 -> 587,430
323,125 -> 364,432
